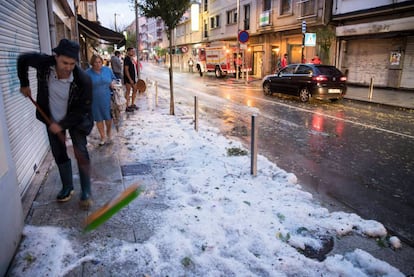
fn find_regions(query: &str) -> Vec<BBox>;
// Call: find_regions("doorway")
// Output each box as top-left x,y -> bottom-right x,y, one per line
253,51 -> 264,78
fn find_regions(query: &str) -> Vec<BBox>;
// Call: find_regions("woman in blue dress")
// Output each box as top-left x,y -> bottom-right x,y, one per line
86,54 -> 116,146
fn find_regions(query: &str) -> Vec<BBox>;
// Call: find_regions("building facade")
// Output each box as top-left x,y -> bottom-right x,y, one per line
170,0 -> 334,78
0,0 -> 124,274
163,0 -> 413,88
0,1 -> 75,274
332,0 -> 414,89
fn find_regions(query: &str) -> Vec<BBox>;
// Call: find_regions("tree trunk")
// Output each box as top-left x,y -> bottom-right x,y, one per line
169,29 -> 175,115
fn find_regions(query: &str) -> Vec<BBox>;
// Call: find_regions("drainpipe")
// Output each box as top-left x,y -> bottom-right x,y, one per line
47,0 -> 57,48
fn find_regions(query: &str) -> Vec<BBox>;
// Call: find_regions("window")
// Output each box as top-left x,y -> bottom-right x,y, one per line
280,0 -> 292,15
264,0 -> 271,11
204,0 -> 208,12
295,65 -> 313,75
226,9 -> 237,25
280,65 -> 296,75
210,15 -> 220,29
244,4 -> 250,30
298,0 -> 316,17
203,19 -> 208,38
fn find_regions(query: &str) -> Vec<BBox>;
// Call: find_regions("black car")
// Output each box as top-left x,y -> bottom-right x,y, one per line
262,64 -> 347,102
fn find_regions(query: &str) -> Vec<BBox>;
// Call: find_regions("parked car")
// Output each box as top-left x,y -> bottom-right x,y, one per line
262,64 -> 347,102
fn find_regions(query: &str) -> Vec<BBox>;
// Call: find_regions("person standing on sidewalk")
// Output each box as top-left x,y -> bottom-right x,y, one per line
281,53 -> 288,68
188,57 -> 194,73
123,47 -> 138,112
17,38 -> 94,209
86,54 -> 116,146
311,54 -> 322,64
110,50 -> 123,80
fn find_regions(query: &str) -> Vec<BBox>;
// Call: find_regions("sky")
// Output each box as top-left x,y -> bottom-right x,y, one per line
7,68 -> 407,276
97,0 -> 136,29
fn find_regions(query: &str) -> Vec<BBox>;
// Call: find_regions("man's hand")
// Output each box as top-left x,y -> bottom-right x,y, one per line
48,122 -> 63,135
20,86 -> 31,97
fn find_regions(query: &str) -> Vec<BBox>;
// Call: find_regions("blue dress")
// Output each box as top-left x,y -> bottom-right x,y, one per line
86,66 -> 116,122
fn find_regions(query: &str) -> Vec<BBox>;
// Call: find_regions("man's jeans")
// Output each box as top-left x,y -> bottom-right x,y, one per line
47,127 -> 90,185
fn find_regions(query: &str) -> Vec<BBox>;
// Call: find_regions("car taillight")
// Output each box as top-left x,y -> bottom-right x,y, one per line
340,76 -> 347,81
312,76 -> 328,82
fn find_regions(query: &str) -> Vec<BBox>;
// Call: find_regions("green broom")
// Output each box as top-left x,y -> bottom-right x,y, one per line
83,183 -> 143,232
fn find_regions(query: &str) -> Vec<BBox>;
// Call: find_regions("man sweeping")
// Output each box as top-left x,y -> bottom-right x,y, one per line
17,39 -> 94,210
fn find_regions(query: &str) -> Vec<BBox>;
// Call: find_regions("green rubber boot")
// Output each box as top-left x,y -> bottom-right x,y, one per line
56,160 -> 74,202
79,163 -> 93,210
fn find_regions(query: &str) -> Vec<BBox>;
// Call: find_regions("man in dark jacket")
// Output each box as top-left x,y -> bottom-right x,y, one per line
17,39 -> 94,209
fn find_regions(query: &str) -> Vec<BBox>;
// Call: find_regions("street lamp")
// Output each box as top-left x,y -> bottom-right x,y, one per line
114,13 -> 120,31
135,0 -> 140,79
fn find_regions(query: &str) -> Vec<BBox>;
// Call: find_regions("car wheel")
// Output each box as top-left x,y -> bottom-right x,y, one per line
263,82 -> 272,96
215,66 -> 222,78
299,87 -> 310,102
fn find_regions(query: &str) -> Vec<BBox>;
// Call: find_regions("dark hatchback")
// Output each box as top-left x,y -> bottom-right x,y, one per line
262,64 -> 347,102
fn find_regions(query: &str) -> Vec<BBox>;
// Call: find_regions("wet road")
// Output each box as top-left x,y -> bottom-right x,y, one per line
143,65 -> 414,245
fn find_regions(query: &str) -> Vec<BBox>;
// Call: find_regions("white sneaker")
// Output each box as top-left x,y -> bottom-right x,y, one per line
98,140 -> 105,146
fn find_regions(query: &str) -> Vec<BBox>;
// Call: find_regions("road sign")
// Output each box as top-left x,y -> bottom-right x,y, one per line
302,20 -> 306,34
238,30 -> 249,43
304,33 -> 316,46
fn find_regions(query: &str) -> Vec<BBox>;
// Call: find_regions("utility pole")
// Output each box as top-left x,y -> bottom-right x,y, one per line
114,13 -> 119,32
301,20 -> 306,63
135,0 -> 140,79
236,0 -> 240,80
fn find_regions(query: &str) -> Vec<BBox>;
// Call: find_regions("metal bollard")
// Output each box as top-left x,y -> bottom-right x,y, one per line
368,78 -> 374,100
155,81 -> 159,107
251,114 -> 258,176
194,96 -> 199,132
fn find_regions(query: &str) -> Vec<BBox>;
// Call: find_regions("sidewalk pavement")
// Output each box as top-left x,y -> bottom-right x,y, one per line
344,85 -> 414,110
7,77 -> 414,276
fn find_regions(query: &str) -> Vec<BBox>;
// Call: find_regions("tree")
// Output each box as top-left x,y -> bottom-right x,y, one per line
138,0 -> 191,115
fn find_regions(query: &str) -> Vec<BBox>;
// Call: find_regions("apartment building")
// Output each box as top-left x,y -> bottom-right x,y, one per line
173,0 -> 333,78
171,0 -> 414,87
332,0 -> 414,89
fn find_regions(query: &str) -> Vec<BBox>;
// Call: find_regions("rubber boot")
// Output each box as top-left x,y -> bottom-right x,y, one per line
79,164 -> 93,210
56,160 -> 74,202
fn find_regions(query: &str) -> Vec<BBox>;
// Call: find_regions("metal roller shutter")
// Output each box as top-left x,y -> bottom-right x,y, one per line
400,37 -> 414,89
0,0 -> 49,195
344,39 -> 391,87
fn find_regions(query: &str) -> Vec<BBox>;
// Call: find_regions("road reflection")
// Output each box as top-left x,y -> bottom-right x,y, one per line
308,109 -> 345,138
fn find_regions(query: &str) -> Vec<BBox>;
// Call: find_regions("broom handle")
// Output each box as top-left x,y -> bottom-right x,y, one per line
27,95 -> 65,142
28,95 -> 53,125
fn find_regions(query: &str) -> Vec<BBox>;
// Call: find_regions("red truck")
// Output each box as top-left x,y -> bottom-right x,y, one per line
196,41 -> 250,78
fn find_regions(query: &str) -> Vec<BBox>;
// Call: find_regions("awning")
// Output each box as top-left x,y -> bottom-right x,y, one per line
77,15 -> 125,46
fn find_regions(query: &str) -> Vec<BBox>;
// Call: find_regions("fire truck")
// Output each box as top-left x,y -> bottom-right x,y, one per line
195,41 -> 249,78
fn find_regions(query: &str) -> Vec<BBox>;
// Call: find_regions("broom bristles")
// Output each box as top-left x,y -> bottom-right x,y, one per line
83,183 -> 143,232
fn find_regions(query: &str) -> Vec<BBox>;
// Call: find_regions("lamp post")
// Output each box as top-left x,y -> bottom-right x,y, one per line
236,0 -> 240,80
114,13 -> 120,32
135,0 -> 140,79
